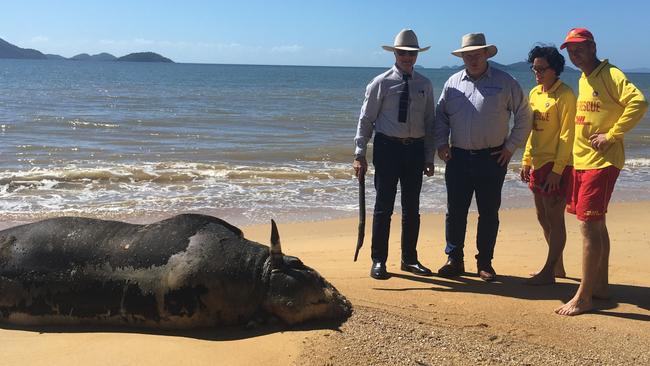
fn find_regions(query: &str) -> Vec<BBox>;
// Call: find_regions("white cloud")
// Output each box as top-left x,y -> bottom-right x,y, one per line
326,48 -> 346,54
133,38 -> 155,45
270,45 -> 303,53
30,36 -> 49,43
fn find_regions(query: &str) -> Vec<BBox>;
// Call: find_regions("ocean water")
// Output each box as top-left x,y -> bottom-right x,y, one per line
1,59 -> 649,226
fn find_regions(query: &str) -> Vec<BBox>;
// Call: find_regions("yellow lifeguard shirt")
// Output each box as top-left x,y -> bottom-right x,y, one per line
573,60 -> 648,170
522,79 -> 576,174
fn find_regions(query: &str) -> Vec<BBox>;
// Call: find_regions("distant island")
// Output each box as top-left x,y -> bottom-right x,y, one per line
116,52 -> 173,63
437,60 -> 580,73
0,37 -> 174,63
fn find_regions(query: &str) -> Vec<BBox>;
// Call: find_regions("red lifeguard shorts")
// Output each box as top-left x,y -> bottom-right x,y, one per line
529,162 -> 572,197
566,165 -> 620,221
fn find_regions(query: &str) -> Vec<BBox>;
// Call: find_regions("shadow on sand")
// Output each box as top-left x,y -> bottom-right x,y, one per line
376,272 -> 650,321
0,317 -> 348,341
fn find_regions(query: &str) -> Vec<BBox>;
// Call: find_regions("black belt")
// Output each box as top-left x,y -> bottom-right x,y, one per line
376,133 -> 424,145
452,145 -> 503,155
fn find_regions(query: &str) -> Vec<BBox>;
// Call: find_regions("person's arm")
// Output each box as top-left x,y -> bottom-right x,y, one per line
504,80 -> 533,155
434,83 -> 452,162
423,81 -> 436,176
601,70 -> 648,144
353,80 -> 381,177
552,88 -> 577,174
423,82 -> 436,163
521,89 -> 535,169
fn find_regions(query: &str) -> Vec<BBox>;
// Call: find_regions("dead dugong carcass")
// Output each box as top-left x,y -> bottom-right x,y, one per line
0,214 -> 352,328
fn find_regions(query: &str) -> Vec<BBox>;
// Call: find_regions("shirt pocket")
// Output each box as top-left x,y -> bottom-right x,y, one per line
476,85 -> 504,115
383,84 -> 405,113
412,88 -> 428,113
444,88 -> 469,115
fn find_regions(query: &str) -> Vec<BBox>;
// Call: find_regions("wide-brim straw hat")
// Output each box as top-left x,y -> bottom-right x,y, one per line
382,29 -> 430,52
451,33 -> 497,58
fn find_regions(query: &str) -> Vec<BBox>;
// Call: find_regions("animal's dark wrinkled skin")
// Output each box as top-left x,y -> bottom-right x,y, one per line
0,214 -> 352,329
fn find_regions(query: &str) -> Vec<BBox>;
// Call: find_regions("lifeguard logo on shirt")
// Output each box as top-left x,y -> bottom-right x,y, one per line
578,101 -> 600,112
533,111 -> 550,122
575,115 -> 591,126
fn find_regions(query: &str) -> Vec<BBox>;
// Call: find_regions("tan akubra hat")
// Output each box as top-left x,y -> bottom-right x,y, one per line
451,33 -> 497,58
382,29 -> 430,52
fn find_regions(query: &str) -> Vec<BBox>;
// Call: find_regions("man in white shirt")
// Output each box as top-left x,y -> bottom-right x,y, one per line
353,29 -> 435,280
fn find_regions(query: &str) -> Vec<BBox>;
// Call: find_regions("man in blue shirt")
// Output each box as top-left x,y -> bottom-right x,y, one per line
354,29 -> 435,280
434,33 -> 532,281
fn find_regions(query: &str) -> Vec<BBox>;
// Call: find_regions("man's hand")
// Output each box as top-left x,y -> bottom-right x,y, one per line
520,165 -> 531,183
589,133 -> 612,151
423,162 -> 435,177
491,147 -> 513,167
541,171 -> 562,192
437,145 -> 452,162
353,157 -> 368,180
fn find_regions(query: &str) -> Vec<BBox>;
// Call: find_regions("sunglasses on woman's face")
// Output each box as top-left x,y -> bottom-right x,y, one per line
395,50 -> 418,57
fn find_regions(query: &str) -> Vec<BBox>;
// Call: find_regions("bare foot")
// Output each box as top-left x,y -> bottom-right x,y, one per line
529,268 -> 566,278
525,270 -> 556,285
555,297 -> 593,316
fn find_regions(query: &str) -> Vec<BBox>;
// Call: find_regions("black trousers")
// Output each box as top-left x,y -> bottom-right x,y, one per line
371,133 -> 424,264
444,146 -> 507,264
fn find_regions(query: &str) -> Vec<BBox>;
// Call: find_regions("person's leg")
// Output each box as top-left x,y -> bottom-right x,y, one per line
593,218 -> 610,299
474,154 -> 506,266
444,153 -> 474,261
527,193 -> 567,285
371,138 -> 399,264
555,219 -> 605,315
399,143 -> 424,264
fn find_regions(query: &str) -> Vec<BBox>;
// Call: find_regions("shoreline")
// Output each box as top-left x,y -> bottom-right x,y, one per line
1,196 -> 647,230
2,202 -> 650,365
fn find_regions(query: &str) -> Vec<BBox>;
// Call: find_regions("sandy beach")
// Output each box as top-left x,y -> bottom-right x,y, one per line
2,201 -> 649,365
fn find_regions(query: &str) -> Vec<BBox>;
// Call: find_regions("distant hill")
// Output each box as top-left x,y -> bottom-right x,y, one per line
437,60 -> 579,73
45,54 -> 67,60
0,37 -> 47,59
117,52 -> 173,63
626,67 -> 650,73
70,52 -> 117,61
0,37 -> 173,63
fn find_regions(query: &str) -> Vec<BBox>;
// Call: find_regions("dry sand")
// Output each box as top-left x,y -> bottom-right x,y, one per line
2,202 -> 649,365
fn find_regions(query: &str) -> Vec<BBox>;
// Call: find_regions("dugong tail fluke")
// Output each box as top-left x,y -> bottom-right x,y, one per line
270,219 -> 284,270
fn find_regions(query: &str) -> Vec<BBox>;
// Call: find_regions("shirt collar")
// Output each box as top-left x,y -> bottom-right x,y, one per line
461,64 -> 492,81
588,59 -> 609,78
392,64 -> 414,79
536,78 -> 563,94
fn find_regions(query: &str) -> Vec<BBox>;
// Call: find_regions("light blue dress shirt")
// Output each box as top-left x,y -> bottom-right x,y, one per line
354,65 -> 435,163
434,65 -> 532,153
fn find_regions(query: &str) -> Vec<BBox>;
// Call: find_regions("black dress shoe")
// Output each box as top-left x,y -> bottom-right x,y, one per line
401,261 -> 433,276
370,262 -> 390,280
437,258 -> 465,277
477,262 -> 497,282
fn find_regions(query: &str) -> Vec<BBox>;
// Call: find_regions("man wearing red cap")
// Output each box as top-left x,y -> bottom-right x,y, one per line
556,28 -> 648,315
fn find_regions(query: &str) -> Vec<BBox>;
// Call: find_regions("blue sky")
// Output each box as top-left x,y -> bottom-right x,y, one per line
3,0 -> 650,69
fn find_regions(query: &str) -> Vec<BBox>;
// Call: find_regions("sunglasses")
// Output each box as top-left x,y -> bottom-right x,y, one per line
395,50 -> 418,56
531,66 -> 550,74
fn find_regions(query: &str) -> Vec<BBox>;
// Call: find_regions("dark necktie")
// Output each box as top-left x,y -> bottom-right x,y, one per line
398,74 -> 409,123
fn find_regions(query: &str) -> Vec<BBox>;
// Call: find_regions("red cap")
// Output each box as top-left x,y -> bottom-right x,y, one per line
560,28 -> 594,49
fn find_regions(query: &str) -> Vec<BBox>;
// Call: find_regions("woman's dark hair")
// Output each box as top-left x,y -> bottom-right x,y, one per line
527,45 -> 565,76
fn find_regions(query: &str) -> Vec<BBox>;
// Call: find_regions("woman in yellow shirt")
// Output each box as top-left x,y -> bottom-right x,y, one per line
520,45 -> 576,285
